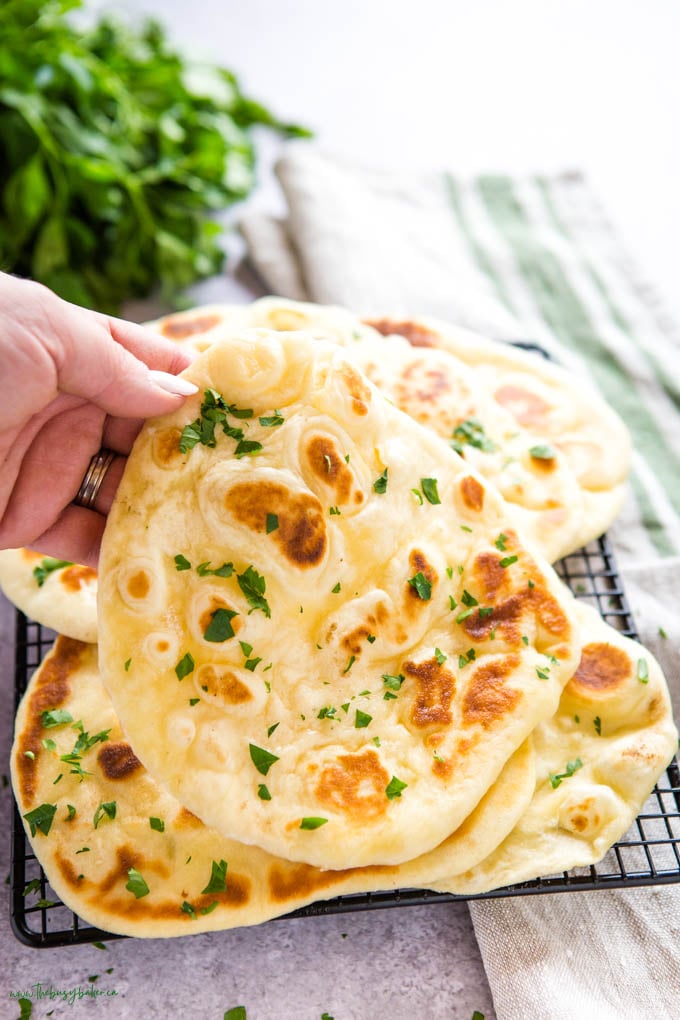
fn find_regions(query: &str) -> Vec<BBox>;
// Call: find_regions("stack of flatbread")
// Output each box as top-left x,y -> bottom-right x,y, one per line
8,301 -> 677,938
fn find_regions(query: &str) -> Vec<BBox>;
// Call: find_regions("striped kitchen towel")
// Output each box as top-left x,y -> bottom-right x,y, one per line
240,144 -> 680,1020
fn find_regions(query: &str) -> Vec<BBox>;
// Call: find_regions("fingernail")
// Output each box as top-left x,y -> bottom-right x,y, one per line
149,370 -> 199,396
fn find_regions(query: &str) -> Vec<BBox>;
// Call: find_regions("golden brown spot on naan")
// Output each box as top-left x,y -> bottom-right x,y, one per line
175,807 -> 206,829
60,564 -> 97,592
405,657 -> 456,728
269,862 -> 354,901
56,853 -> 87,888
97,742 -> 143,781
20,549 -> 43,563
198,598 -> 242,639
530,452 -> 557,473
464,593 -> 523,646
494,384 -> 551,427
200,665 -> 252,704
100,846 -> 146,894
567,643 -> 631,697
16,636 -> 85,801
315,750 -> 390,821
365,318 -> 438,348
341,625 -> 373,656
160,313 -> 221,339
460,475 -> 485,512
127,571 -> 150,600
225,481 -> 327,568
153,427 -> 184,467
463,655 -> 522,729
395,360 -> 452,404
405,549 -> 437,609
340,363 -> 371,416
305,436 -> 354,502
472,549 -> 515,603
432,756 -> 454,779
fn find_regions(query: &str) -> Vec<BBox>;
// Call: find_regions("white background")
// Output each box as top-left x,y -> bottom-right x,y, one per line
89,0 -> 680,324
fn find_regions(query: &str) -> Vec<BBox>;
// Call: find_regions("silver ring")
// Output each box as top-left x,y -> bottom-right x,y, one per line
73,449 -> 116,511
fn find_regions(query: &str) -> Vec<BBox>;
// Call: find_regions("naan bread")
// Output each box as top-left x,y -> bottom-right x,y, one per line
99,330 -> 580,869
148,298 -> 630,562
0,548 -> 97,643
365,314 -> 631,551
432,601 -> 678,894
11,637 -> 535,937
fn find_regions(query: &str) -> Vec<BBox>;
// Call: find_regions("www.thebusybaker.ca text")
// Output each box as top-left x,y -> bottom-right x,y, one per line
9,983 -> 118,1006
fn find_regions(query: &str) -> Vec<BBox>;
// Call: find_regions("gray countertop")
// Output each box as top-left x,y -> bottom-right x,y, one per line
0,603 -> 497,1020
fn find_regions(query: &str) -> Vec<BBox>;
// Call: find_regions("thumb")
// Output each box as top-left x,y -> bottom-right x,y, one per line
56,307 -> 199,418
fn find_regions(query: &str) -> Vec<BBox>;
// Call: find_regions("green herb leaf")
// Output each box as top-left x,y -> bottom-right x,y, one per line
461,590 -> 478,608
494,534 -> 508,551
66,804 -> 76,821
434,647 -> 447,665
41,709 -> 74,729
149,817 -> 165,832
420,478 -> 441,504
332,581 -> 341,594
408,572 -> 432,600
300,816 -> 328,830
204,608 -> 239,642
355,710 -> 372,729
549,758 -> 583,789
373,468 -> 389,493
224,1008 -> 247,1020
235,439 -> 263,459
259,412 -> 284,427
237,565 -> 270,618
125,867 -> 150,899
181,900 -> 197,920
266,513 -> 279,534
201,858 -> 228,894
500,555 -> 519,568
33,558 -> 72,587
529,444 -> 557,460
594,716 -> 602,736
93,801 -> 116,829
175,652 -> 195,680
450,418 -> 497,455
637,658 -> 649,684
196,561 -> 233,577
249,743 -> 279,776
257,784 -> 272,800
174,554 -> 191,571
385,776 -> 408,800
23,803 -> 57,836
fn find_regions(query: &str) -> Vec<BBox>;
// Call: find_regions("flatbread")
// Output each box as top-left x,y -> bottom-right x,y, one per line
98,329 -> 581,869
148,298 -> 630,562
0,548 -> 97,643
365,315 -> 631,551
432,601 -> 678,894
11,636 -> 536,937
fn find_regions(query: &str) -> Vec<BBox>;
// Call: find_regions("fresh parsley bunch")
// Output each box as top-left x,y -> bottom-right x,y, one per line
0,0 -> 309,311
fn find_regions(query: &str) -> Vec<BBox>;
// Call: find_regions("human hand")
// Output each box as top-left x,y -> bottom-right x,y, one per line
0,273 -> 197,567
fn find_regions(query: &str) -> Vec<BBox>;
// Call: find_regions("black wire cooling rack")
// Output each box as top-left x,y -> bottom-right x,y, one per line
9,533 -> 680,947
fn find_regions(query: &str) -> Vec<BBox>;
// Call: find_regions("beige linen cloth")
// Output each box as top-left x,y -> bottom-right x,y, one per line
240,145 -> 680,1019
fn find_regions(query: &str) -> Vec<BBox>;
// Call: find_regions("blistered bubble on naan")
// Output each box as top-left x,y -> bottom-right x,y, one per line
12,639 -> 536,936
99,330 -> 581,870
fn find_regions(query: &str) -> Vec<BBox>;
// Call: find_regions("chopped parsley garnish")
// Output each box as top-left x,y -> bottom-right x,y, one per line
408,572 -> 432,600
33,557 -> 72,587
594,716 -> 602,736
461,590 -> 478,608
300,817 -> 328,830
196,560 -> 234,577
332,581 -> 341,593
500,555 -> 518,568
224,1008 -> 247,1020
24,750 -> 35,760
448,595 -> 457,611
456,608 -> 473,623
385,776 -> 408,800
479,607 -> 494,619
637,658 -> 649,684
450,418 -> 496,455
434,648 -> 447,665
237,565 -> 270,617
259,412 -> 284,427
66,804 -> 76,821
318,706 -> 337,720
421,478 -> 441,505
267,722 -> 280,738
125,867 -> 149,899
23,803 -> 57,837
41,709 -> 74,729
266,513 -> 279,534
93,801 -> 117,829
329,505 -> 341,516
536,666 -> 550,680
373,468 -> 389,493
460,525 -> 472,533
529,444 -> 557,460
458,649 -> 476,668
245,657 -> 262,672
23,879 -> 41,897
150,817 -> 165,832
257,784 -> 272,800
249,743 -> 279,776
343,655 -> 356,674
410,487 -> 424,505
240,641 -> 253,656
124,658 -> 132,672
181,901 -> 197,920
235,439 -> 263,459
204,608 -> 239,642
521,635 -> 529,645
528,579 -> 535,589
189,698 -> 200,706
549,758 -> 583,789
366,634 -> 376,643
201,858 -> 228,894
174,554 -> 192,571
659,626 -> 668,639
494,534 -> 508,551
175,652 -> 195,680
355,710 -> 372,729
75,846 -> 90,854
